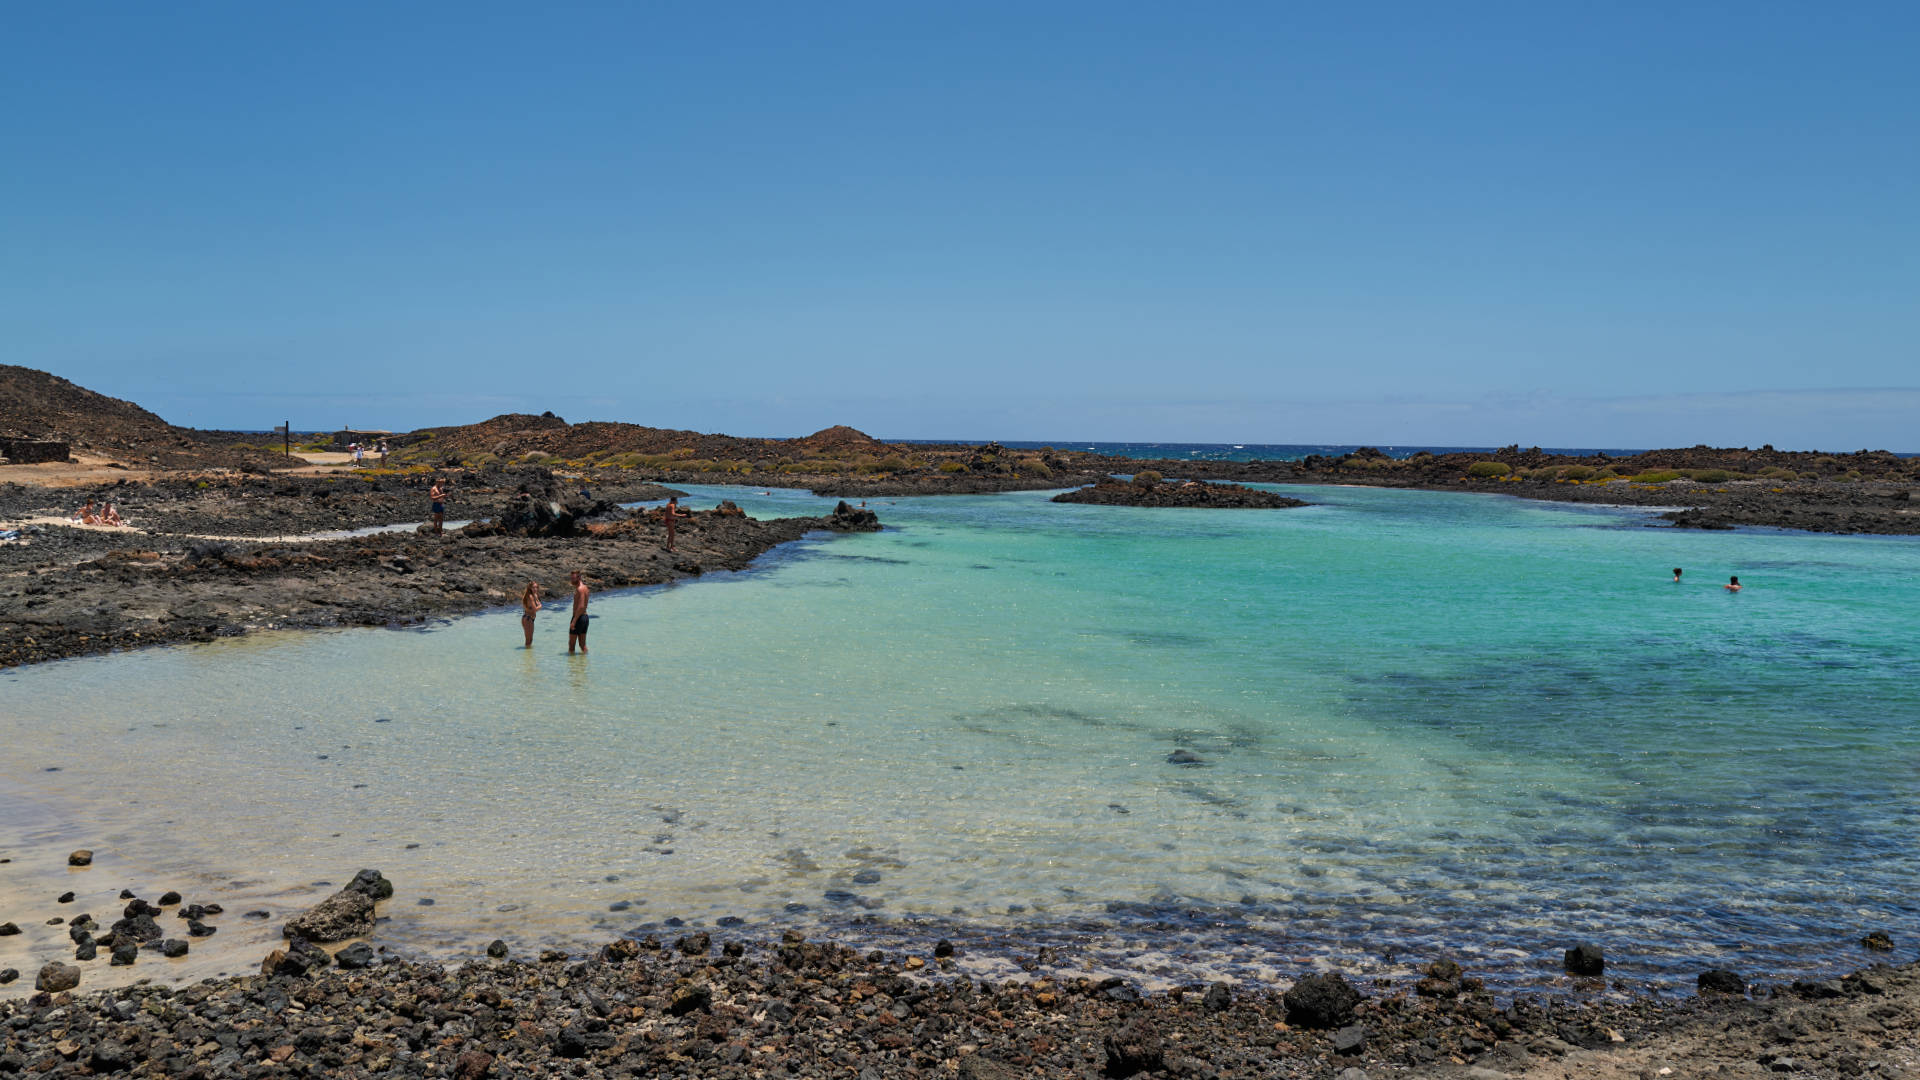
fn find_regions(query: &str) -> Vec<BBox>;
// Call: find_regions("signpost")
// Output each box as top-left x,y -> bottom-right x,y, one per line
276,422 -> 291,458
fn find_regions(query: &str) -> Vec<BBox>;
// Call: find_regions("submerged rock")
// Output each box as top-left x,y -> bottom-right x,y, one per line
1565,943 -> 1606,976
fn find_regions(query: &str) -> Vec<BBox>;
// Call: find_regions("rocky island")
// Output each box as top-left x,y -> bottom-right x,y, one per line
1052,473 -> 1309,509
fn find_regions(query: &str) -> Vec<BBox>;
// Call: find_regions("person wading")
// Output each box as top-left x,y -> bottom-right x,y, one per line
429,480 -> 446,535
568,570 -> 590,654
521,580 -> 541,649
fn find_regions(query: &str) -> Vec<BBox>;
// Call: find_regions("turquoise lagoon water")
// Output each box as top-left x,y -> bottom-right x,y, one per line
4,483 -> 1918,989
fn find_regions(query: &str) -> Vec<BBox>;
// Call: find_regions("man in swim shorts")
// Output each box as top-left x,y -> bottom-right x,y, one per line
429,480 -> 446,535
568,569 -> 590,654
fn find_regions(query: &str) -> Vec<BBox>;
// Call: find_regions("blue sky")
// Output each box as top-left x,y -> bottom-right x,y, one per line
4,3 -> 1915,449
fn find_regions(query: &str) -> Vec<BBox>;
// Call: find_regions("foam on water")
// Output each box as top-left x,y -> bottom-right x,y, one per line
3,484 -> 1918,991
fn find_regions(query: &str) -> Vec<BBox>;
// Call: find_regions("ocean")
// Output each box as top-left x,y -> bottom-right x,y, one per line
3,482 -> 1917,992
896,441 -> 1649,462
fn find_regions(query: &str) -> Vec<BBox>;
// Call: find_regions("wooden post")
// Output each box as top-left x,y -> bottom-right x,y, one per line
283,422 -> 290,458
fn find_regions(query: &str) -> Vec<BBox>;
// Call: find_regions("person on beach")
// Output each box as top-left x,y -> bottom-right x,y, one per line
1725,575 -> 1742,592
378,441 -> 388,466
568,569 -> 590,654
662,496 -> 691,552
102,503 -> 123,527
1673,567 -> 1683,583
75,498 -> 98,525
429,480 -> 446,535
520,580 -> 542,648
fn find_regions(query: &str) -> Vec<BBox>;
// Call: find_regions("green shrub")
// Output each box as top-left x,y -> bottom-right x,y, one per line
1132,470 -> 1163,485
1017,460 -> 1052,478
938,462 -> 967,474
1630,470 -> 1683,484
1683,469 -> 1731,483
1559,465 -> 1595,481
1467,461 -> 1511,478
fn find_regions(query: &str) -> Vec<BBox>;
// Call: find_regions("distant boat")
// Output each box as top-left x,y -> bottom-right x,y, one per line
1233,445 -> 1244,449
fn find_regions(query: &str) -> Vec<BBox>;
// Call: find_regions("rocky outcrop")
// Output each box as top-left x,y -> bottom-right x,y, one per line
282,869 -> 392,942
464,475 -> 627,538
827,501 -> 881,531
1052,476 -> 1308,509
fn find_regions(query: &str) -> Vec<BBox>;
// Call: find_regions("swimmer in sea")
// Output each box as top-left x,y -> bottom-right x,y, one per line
1673,567 -> 1682,583
521,580 -> 540,648
1725,575 -> 1742,592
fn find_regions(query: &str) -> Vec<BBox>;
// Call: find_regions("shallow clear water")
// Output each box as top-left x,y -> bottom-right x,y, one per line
4,483 -> 1918,990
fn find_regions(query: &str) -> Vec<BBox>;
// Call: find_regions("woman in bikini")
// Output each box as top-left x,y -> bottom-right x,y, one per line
521,581 -> 541,648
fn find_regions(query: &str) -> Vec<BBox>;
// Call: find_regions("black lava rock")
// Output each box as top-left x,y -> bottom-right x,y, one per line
187,920 -> 216,938
1564,944 -> 1605,976
336,941 -> 376,969
158,891 -> 182,906
1203,982 -> 1233,1012
1698,969 -> 1746,994
0,923 -> 17,937
109,942 -> 138,966
1284,972 -> 1363,1029
347,868 -> 395,900
935,939 -> 956,958
74,941 -> 97,962
1103,1017 -> 1164,1077
487,939 -> 509,958
109,913 -> 162,944
1332,1024 -> 1367,1055
160,939 -> 189,958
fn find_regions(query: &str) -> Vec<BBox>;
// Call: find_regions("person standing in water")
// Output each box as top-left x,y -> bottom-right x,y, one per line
429,479 -> 446,535
520,580 -> 541,648
568,569 -> 590,654
1673,567 -> 1683,583
1725,575 -> 1742,592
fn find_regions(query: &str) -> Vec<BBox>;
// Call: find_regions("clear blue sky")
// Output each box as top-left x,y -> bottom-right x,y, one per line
4,3 -> 1915,449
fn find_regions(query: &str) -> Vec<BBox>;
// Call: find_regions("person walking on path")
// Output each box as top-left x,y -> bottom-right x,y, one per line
429,480 -> 446,535
568,570 -> 590,654
662,496 -> 691,552
521,580 -> 541,648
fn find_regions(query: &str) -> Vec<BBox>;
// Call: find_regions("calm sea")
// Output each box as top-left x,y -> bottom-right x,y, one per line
895,441 -> 1647,462
3,483 -> 1917,992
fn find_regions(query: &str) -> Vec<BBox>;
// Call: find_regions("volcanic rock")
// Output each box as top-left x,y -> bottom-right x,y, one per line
36,962 -> 81,992
1284,972 -> 1362,1029
284,885 -> 375,942
1565,943 -> 1606,976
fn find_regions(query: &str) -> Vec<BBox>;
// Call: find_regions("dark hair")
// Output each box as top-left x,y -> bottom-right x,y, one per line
1730,576 -> 1740,584
1673,568 -> 1682,575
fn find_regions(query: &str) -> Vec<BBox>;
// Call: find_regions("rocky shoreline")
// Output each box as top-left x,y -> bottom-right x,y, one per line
0,469 -> 880,669
3,862 -> 1917,1080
